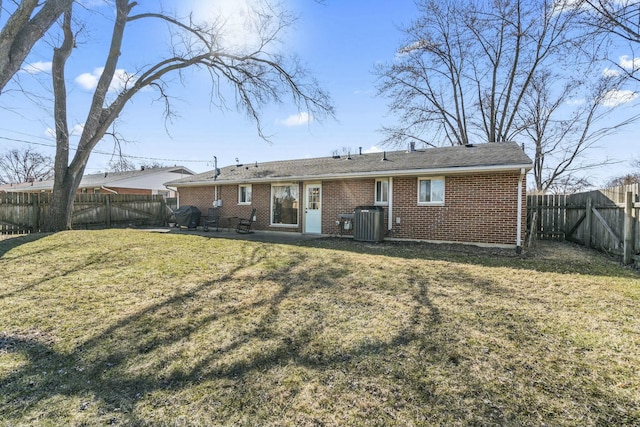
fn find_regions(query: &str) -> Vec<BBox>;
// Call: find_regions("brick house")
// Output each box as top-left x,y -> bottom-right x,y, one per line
0,166 -> 194,197
167,142 -> 533,249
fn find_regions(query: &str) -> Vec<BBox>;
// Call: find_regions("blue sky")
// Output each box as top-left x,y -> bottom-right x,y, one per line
0,0 -> 638,186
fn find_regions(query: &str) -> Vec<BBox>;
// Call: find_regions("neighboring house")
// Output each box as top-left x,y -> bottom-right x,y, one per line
0,166 -> 194,197
167,142 -> 533,249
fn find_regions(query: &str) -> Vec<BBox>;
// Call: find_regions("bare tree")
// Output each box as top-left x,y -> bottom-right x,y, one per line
604,159 -> 640,186
581,0 -> 640,86
0,147 -> 54,184
0,0 -> 74,93
582,0 -> 640,43
377,0 -> 583,146
520,68 -> 639,193
605,172 -> 640,187
376,0 -> 632,192
108,157 -> 137,173
139,162 -> 168,170
45,0 -> 333,231
108,158 -> 167,172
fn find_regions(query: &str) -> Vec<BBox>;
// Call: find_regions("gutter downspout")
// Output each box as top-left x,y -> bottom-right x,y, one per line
388,177 -> 393,232
164,185 -> 175,197
516,168 -> 525,254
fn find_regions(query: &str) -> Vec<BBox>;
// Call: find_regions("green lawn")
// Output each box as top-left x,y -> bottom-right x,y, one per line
0,230 -> 638,426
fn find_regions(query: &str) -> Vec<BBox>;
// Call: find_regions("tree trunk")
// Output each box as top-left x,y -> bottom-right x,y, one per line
29,0 -> 333,233
45,7 -> 75,232
46,169 -> 81,231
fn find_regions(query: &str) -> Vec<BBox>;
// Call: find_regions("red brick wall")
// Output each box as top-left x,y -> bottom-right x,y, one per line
321,179 -> 374,236
78,187 -> 152,195
178,186 -> 214,214
178,183 -> 302,232
105,187 -> 152,195
177,171 -> 527,245
390,173 -> 525,245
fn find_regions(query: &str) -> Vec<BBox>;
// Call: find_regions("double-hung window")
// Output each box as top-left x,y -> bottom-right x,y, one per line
238,184 -> 252,204
417,177 -> 445,205
375,178 -> 389,205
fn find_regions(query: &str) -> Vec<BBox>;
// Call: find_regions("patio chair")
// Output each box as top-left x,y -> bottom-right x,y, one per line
236,208 -> 256,234
203,207 -> 220,232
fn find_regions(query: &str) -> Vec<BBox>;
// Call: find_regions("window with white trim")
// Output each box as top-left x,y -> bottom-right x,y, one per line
238,184 -> 252,204
375,178 -> 389,205
417,177 -> 445,205
271,183 -> 299,226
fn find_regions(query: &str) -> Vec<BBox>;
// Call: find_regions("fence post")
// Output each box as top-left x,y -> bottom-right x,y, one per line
105,194 -> 112,228
585,197 -> 592,249
160,196 -> 167,225
624,191 -> 634,265
31,193 -> 40,232
1,192 -> 5,235
527,211 -> 537,248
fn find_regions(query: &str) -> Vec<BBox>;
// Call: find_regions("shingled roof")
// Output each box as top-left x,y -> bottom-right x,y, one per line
168,142 -> 532,187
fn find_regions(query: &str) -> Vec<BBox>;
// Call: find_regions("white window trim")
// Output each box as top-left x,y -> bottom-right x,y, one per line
270,182 -> 299,227
375,178 -> 389,206
238,184 -> 252,205
417,176 -> 445,206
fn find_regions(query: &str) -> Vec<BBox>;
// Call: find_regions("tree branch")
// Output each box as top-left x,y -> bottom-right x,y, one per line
0,0 -> 75,92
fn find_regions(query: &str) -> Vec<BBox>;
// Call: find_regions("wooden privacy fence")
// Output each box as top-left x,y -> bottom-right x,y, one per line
0,192 -> 171,235
527,184 -> 640,265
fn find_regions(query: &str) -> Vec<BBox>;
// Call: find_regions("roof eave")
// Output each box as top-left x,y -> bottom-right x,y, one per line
171,163 -> 533,187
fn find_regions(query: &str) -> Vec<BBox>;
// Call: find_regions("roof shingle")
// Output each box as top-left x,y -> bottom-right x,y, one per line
169,142 -> 532,186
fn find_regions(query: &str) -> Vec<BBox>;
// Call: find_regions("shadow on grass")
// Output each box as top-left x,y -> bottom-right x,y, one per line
0,240 -> 637,425
0,245 -> 130,301
298,237 -> 639,279
0,232 -> 51,259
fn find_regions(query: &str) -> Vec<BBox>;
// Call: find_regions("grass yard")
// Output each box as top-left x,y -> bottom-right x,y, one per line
0,229 -> 638,426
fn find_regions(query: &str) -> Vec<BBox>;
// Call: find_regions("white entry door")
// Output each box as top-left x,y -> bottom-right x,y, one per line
304,183 -> 322,234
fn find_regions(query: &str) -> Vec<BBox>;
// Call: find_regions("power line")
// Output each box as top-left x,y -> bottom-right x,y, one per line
0,133 -> 211,165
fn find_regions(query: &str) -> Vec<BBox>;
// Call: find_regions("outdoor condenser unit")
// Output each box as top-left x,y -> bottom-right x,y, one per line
353,206 -> 385,242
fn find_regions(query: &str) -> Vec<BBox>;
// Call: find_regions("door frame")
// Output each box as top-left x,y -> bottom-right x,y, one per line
304,182 -> 322,234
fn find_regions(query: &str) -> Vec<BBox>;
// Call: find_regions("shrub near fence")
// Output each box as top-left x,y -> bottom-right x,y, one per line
0,192 -> 170,234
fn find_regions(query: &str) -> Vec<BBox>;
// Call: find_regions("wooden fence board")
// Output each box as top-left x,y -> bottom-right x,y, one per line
527,185 -> 639,264
0,192 -> 169,234
527,194 -> 566,240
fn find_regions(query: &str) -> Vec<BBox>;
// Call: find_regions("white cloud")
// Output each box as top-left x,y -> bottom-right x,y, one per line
618,55 -> 640,71
601,89 -> 638,107
71,124 -> 85,136
566,98 -> 586,106
75,67 -> 136,92
44,123 -> 85,138
75,70 -> 100,90
21,61 -> 52,74
601,55 -> 640,77
602,68 -> 620,78
280,112 -> 312,127
363,146 -> 382,154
